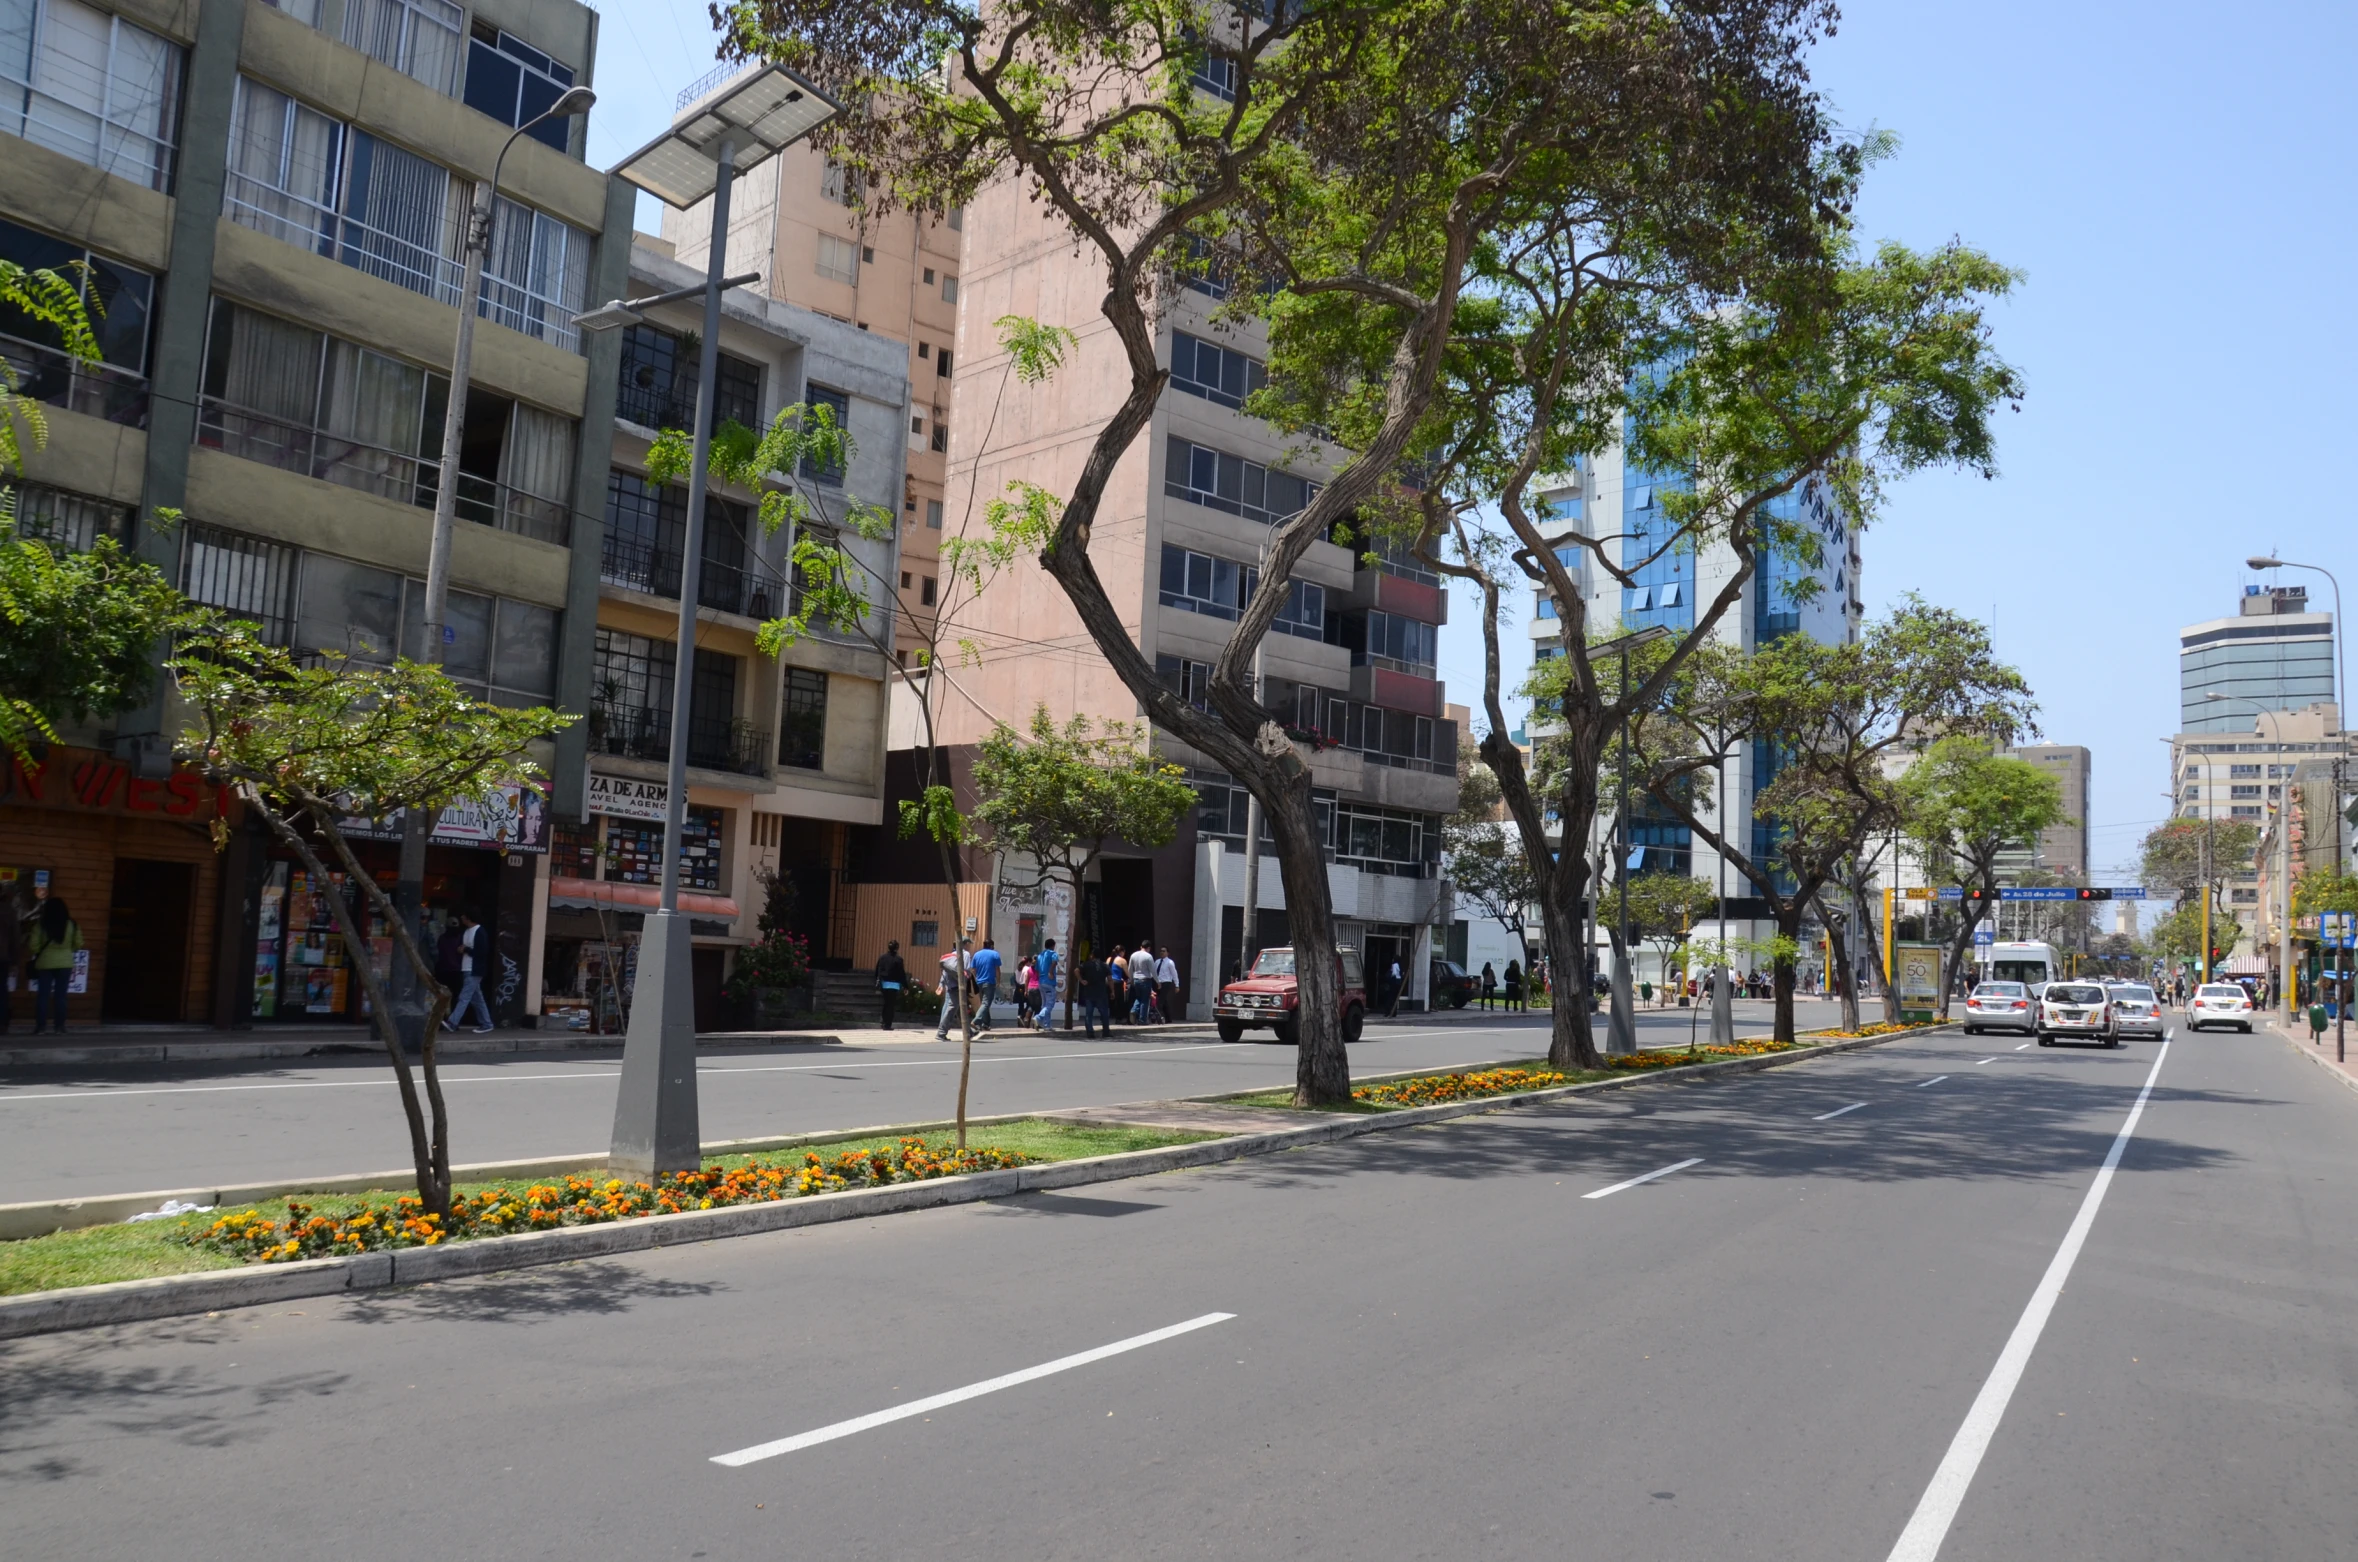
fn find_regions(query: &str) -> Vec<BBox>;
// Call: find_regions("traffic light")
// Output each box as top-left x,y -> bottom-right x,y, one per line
1965,887 -> 1989,905
2076,887 -> 2112,901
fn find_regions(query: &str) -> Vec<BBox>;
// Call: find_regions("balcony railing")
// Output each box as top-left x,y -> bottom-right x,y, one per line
599,532 -> 791,621
0,332 -> 149,428
588,703 -> 771,778
197,396 -> 570,544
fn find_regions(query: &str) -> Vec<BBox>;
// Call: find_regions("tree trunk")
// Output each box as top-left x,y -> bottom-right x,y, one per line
1773,904 -> 1805,1044
1942,900 -> 1986,1020
1268,776 -> 1349,1105
1815,889 -> 1863,1033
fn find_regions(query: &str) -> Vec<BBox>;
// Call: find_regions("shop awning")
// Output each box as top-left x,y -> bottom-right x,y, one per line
2219,954 -> 2268,976
548,876 -> 740,919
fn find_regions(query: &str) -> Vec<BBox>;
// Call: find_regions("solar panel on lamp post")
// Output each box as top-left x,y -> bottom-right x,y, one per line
393,83 -> 595,1057
590,64 -> 837,1178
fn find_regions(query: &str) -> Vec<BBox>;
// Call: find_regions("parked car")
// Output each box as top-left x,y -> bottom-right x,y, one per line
2186,982 -> 2255,1033
2037,981 -> 2118,1048
1429,958 -> 1477,1010
2109,983 -> 2166,1039
1963,980 -> 2035,1036
1214,945 -> 1368,1044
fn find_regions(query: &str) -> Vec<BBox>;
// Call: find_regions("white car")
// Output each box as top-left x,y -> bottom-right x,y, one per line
1963,981 -> 2035,1036
2187,983 -> 2255,1033
2108,984 -> 2166,1039
2037,981 -> 2119,1048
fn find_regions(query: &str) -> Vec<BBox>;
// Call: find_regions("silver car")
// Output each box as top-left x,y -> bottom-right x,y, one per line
2108,983 -> 2166,1038
2037,981 -> 2119,1048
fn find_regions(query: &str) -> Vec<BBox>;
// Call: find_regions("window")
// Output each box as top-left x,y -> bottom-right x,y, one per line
1190,48 -> 1237,101
1535,597 -> 1557,620
1272,579 -> 1324,641
820,160 -> 858,208
2231,785 -> 2261,799
925,499 -> 944,529
0,0 -> 181,192
462,20 -> 575,151
223,77 -> 588,349
861,245 -> 874,264
920,575 -> 936,607
1364,610 -> 1438,673
942,274 -> 958,302
615,323 -> 760,432
295,552 -> 402,662
0,216 -> 152,426
946,206 -> 963,231
1332,804 -> 1435,875
2229,763 -> 2261,778
2182,786 -> 2198,801
936,349 -> 953,378
1169,332 -> 1266,410
910,919 -> 939,947
344,0 -> 464,95
801,384 -> 849,484
779,667 -> 827,769
1155,653 -> 1212,711
2231,805 -> 2262,818
816,233 -> 857,284
929,422 -> 948,453
181,523 -> 296,644
3,479 -> 126,552
1160,543 -> 1255,620
1164,436 -> 1318,525
911,415 -> 924,434
2231,888 -> 2259,904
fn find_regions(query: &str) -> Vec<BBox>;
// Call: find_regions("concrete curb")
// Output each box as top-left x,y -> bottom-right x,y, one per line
0,1030 -> 853,1071
2269,1018 -> 2358,1099
0,1025 -> 1944,1340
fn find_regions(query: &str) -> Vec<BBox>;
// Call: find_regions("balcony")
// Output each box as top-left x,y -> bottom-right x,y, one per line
599,533 -> 790,621
0,332 -> 148,428
588,703 -> 771,778
197,397 -> 569,544
1350,663 -> 1443,718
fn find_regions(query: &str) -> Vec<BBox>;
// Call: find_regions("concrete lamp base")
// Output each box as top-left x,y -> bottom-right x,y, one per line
609,910 -> 703,1178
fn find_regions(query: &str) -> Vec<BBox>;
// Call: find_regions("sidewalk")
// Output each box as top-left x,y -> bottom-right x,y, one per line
2269,1011 -> 2358,1097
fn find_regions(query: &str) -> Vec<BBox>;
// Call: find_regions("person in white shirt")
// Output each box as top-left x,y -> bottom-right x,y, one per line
1132,941 -> 1156,1022
446,911 -> 494,1032
936,940 -> 975,1039
1154,946 -> 1180,1024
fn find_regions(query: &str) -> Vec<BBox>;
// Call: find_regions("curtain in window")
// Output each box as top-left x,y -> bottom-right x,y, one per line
343,0 -> 462,95
481,197 -> 589,345
341,130 -> 452,299
0,0 -> 178,189
500,400 -> 575,541
205,303 -> 322,472
226,77 -> 341,251
97,8 -> 173,180
316,339 -> 423,499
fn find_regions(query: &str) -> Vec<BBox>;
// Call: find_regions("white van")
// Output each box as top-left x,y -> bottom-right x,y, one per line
1986,941 -> 2064,998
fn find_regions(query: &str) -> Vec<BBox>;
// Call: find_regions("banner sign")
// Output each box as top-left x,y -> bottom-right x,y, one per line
342,783 -> 550,853
586,769 -> 669,822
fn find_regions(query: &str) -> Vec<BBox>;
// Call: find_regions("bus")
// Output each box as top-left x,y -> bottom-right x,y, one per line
1985,941 -> 2063,997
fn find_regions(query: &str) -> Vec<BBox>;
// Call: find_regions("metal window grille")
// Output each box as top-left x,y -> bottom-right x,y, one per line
779,666 -> 827,769
800,385 -> 850,485
181,523 -> 297,644
1,479 -> 128,550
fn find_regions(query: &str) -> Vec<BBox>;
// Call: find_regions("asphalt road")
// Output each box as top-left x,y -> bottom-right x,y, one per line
7,1021 -> 2354,1560
0,1001 -> 1836,1203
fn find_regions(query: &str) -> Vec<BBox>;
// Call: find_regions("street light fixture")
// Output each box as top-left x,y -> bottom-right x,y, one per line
2245,556 -> 2345,726
591,63 -> 838,1178
392,83 -> 596,1053
1594,621 -> 1670,1054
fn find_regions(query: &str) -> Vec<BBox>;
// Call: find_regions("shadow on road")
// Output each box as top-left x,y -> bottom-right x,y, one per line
338,1261 -> 725,1328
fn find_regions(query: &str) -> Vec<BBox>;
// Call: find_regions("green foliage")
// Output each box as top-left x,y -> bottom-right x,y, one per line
1903,738 -> 2068,892
1623,872 -> 1720,952
2150,899 -> 2240,963
2292,869 -> 2358,920
899,784 -> 968,847
1445,817 -> 1538,939
2139,817 -> 2260,899
0,526 -> 193,760
972,706 -> 1198,891
726,868 -> 814,999
995,315 -> 1077,385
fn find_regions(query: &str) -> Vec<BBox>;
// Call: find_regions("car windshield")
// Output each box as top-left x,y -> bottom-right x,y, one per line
2117,986 -> 2155,1002
1251,949 -> 1296,977
2199,985 -> 2244,999
1974,982 -> 2026,998
2049,985 -> 2106,1004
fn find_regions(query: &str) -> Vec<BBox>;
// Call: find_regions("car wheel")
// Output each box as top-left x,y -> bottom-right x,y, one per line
1271,1017 -> 1299,1047
1216,1018 -> 1245,1043
2240,1023 -> 2253,1033
2038,1035 -> 2053,1046
1965,1024 -> 1980,1036
1342,1005 -> 1365,1044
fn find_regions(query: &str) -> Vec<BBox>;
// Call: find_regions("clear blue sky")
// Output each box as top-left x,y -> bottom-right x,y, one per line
585,2 -> 2358,896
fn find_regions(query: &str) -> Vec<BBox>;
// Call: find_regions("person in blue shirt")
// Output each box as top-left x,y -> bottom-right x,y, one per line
1035,939 -> 1059,1030
971,938 -> 1002,1032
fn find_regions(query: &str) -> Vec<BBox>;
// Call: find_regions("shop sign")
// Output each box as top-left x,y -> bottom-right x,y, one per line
341,783 -> 551,853
587,769 -> 668,822
1,746 -> 232,822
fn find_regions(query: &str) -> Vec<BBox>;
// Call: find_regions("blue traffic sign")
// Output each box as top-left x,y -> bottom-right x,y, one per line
2004,887 -> 2077,902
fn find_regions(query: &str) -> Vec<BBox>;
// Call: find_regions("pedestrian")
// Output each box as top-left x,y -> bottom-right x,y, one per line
1504,959 -> 1523,1010
971,937 -> 1002,1034
874,939 -> 907,1030
23,896 -> 79,1035
1036,938 -> 1060,1029
444,910 -> 495,1032
1384,955 -> 1404,1018
0,896 -> 19,1034
1133,940 -> 1156,1022
1479,961 -> 1496,1011
1107,945 -> 1128,1028
1077,951 -> 1109,1037
1155,945 -> 1181,1023
936,938 -> 975,1039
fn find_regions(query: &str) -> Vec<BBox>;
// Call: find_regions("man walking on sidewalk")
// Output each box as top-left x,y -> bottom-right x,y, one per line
1155,945 -> 1181,1024
874,940 -> 907,1031
446,911 -> 494,1033
971,938 -> 1002,1033
936,938 -> 975,1039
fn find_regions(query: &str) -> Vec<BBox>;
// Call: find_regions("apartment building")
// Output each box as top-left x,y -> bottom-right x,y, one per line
662,131 -> 963,663
876,186 -> 1461,1017
0,0 -> 637,1030
1995,744 -> 2090,879
541,241 -> 903,1030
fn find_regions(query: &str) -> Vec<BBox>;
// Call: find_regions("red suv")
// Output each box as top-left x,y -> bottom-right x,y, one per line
1215,945 -> 1367,1044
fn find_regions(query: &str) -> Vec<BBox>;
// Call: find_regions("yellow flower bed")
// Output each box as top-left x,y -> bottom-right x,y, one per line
1602,1039 -> 1799,1071
1809,1021 -> 1930,1039
187,1138 -> 1036,1264
1353,1067 -> 1570,1107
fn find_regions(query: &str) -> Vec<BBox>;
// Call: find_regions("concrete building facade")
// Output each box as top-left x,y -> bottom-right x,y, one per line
1997,744 -> 2090,879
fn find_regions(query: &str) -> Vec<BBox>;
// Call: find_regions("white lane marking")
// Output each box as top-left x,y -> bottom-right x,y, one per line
1881,1041 -> 2170,1562
2014,1043 -> 2033,1051
1974,1058 -> 1997,1066
1813,1102 -> 1867,1121
1582,1157 -> 1703,1199
1916,1075 -> 1950,1089
711,1313 -> 1236,1467
0,1043 -> 1253,1103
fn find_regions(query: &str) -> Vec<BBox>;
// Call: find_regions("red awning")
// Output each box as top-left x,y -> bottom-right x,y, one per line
548,876 -> 740,919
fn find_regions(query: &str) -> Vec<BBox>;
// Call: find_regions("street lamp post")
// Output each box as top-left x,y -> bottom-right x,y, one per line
392,86 -> 595,1050
591,65 -> 837,1177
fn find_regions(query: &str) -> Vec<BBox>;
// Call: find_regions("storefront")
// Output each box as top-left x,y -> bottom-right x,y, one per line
541,767 -> 741,1033
242,785 -> 549,1027
1,745 -> 236,1029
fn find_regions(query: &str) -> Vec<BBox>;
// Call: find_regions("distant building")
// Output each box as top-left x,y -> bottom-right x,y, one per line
1998,744 -> 2090,878
2180,585 -> 2334,734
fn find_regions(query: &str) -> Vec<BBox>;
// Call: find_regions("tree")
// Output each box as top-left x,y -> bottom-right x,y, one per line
2151,899 -> 2240,972
1633,598 -> 2035,1043
1624,872 -> 1719,997
2141,817 -> 2259,910
1426,226 -> 2025,1068
721,0 -> 1852,1105
1442,738 -> 1536,1004
1901,737 -> 2066,1017
2293,869 -> 2358,919
971,706 -> 1197,1096
0,257 -> 191,760
173,626 -> 573,1218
